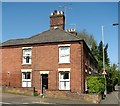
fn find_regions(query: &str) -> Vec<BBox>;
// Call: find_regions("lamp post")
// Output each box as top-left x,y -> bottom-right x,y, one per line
101,23 -> 119,96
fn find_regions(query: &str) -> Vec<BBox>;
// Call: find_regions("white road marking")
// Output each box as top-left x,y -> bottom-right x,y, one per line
0,102 -> 11,104
0,102 -> 31,104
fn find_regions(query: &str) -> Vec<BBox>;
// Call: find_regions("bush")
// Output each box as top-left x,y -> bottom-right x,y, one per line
87,76 -> 105,93
34,92 -> 38,96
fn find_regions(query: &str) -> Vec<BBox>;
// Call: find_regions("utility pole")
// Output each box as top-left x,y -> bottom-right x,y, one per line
102,23 -> 119,97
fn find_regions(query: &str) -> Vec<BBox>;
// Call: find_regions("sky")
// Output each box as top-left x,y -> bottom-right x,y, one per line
2,2 -> 119,65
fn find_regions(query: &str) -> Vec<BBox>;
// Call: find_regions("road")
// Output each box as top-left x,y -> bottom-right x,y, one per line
1,91 -> 119,105
1,92 -> 91,105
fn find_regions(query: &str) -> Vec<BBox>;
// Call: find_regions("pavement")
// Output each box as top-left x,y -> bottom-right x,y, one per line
100,91 -> 119,104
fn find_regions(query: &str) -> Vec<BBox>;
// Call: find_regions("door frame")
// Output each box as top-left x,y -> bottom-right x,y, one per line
40,71 -> 49,95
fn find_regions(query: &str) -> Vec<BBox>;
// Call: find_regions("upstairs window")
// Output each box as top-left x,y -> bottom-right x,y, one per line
59,46 -> 70,63
22,48 -> 32,64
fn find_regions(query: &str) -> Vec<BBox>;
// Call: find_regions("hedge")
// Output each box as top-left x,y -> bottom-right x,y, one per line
87,76 -> 106,93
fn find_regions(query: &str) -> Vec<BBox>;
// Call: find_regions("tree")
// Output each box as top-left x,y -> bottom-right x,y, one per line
98,41 -> 103,62
104,43 -> 110,66
91,40 -> 98,61
97,41 -> 110,72
105,64 -> 120,92
77,29 -> 96,49
98,41 -> 103,72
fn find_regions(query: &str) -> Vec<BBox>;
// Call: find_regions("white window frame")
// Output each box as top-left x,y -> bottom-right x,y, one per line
58,45 -> 70,64
59,71 -> 70,90
22,47 -> 32,65
21,69 -> 32,87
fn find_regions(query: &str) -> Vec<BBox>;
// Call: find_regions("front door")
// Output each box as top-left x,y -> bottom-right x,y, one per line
41,74 -> 48,94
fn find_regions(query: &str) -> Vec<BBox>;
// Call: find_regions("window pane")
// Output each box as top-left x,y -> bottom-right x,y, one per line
22,72 -> 26,79
59,81 -> 70,90
26,56 -> 30,63
60,72 -> 64,79
59,81 -> 64,89
65,81 -> 70,90
23,49 -> 31,56
60,72 -> 69,80
59,72 -> 70,80
63,72 -> 69,79
26,72 -> 31,79
22,72 -> 31,79
22,81 -> 31,87
23,48 -> 32,64
59,46 -> 70,63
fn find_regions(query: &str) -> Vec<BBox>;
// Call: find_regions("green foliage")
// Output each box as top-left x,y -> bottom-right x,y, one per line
87,76 -> 105,93
77,29 -> 97,49
97,41 -> 110,72
34,92 -> 38,96
77,29 -> 98,61
117,70 -> 120,85
91,39 -> 98,61
104,44 -> 110,66
98,61 -> 103,73
106,64 -> 120,87
98,41 -> 103,62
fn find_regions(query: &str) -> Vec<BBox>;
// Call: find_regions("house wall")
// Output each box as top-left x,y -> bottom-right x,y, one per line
32,42 -> 83,93
1,47 -> 22,87
1,42 -> 86,93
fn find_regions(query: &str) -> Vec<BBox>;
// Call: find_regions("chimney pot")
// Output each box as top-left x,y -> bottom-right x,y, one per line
57,11 -> 60,15
60,11 -> 63,15
51,12 -> 53,16
50,10 -> 65,30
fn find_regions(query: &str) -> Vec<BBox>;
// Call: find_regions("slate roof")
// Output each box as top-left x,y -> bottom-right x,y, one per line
1,28 -> 81,47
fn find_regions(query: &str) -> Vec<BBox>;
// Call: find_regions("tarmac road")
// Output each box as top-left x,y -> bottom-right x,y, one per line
1,91 -> 119,105
1,92 -> 91,105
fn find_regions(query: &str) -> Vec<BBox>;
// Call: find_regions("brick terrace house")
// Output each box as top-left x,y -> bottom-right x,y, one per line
0,10 -> 98,95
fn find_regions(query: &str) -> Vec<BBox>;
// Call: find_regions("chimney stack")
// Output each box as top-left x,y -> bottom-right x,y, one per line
66,28 -> 77,35
50,10 -> 65,30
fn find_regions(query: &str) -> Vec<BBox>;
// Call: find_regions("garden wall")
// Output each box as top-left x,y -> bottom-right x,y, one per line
44,90 -> 102,103
2,86 -> 35,96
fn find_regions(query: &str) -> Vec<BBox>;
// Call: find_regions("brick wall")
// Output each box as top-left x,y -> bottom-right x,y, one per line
1,42 -> 85,94
1,47 -> 22,87
32,42 -> 83,93
50,10 -> 65,30
45,90 -> 102,103
2,86 -> 35,96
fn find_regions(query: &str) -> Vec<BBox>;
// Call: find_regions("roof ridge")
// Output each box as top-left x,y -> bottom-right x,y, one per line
2,28 -> 81,47
62,29 -> 80,40
29,29 -> 50,39
2,38 -> 27,43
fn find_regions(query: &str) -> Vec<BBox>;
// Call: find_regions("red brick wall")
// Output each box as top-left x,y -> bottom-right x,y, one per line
2,86 -> 35,96
1,47 -> 22,87
50,15 -> 65,30
45,90 -> 102,103
1,42 -> 85,93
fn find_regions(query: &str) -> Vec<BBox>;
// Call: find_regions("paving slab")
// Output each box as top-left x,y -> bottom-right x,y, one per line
100,91 -> 119,104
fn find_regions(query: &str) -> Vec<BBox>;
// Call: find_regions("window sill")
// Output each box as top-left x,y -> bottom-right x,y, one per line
59,89 -> 70,91
22,79 -> 31,81
22,64 -> 32,66
58,62 -> 70,64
